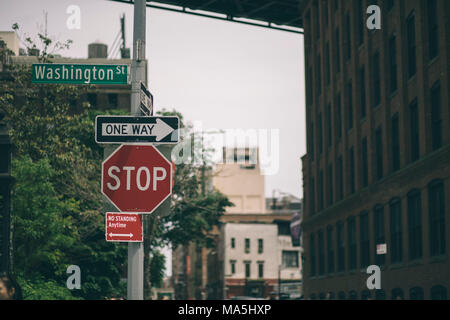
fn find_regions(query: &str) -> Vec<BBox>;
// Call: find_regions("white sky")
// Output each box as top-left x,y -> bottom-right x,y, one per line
1,0 -> 306,277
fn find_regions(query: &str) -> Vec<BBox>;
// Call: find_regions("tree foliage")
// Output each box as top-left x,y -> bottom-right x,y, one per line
1,24 -> 127,300
149,251 -> 166,289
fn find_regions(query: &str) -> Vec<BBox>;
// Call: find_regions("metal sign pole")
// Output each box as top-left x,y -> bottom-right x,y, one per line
128,0 -> 146,300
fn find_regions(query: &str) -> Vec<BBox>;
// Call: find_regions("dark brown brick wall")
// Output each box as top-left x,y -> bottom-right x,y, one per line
301,0 -> 450,299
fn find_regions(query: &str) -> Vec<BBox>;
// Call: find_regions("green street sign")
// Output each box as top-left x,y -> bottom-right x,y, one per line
32,63 -> 129,85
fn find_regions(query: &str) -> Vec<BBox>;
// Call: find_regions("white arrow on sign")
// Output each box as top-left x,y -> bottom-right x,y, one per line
154,118 -> 174,141
109,233 -> 134,238
101,118 -> 175,141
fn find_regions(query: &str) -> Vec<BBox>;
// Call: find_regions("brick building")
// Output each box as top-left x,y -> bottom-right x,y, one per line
300,0 -> 449,299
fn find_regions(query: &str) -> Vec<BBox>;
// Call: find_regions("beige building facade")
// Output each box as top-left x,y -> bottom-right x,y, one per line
0,31 -> 20,56
214,147 -> 266,214
213,147 -> 302,299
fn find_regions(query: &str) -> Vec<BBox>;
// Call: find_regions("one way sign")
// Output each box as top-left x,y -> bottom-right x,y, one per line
95,115 -> 179,144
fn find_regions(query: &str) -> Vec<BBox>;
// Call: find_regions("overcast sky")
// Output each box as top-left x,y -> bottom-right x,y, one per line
1,0 -> 305,199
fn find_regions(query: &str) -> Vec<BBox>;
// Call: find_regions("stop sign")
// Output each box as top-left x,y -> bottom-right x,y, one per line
102,145 -> 172,213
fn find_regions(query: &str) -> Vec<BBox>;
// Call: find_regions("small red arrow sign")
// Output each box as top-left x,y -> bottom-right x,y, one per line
105,212 -> 143,242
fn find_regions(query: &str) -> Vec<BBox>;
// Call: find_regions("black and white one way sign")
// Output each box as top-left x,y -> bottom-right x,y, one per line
95,115 -> 179,144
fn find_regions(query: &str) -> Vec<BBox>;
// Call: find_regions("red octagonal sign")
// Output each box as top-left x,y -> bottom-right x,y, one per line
102,145 -> 172,214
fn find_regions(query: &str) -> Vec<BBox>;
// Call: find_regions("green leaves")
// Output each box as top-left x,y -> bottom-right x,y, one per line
149,251 -> 166,289
12,156 -> 80,280
1,63 -> 127,300
18,276 -> 82,300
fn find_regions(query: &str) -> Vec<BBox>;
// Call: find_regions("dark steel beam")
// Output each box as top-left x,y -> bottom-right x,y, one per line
108,0 -> 303,33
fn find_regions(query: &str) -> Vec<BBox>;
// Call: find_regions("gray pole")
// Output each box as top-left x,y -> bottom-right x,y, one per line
127,0 -> 146,300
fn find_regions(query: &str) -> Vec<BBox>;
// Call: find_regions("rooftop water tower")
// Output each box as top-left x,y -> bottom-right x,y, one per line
88,42 -> 108,59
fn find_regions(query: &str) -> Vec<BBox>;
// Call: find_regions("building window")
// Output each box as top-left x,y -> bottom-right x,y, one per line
406,11 -> 416,78
372,51 -> 381,107
327,164 -> 333,206
409,287 -> 424,300
386,0 -> 394,11
282,251 -> 299,268
318,112 -> 323,156
327,104 -> 332,147
360,66 -> 366,119
347,81 -> 353,130
310,177 -> 316,216
348,291 -> 357,300
314,0 -> 320,40
344,12 -> 351,61
430,285 -> 447,300
309,122 -> 314,161
310,234 -> 316,277
392,114 -> 400,172
278,221 -> 291,236
257,262 -> 264,278
409,99 -> 420,162
407,190 -> 422,261
427,0 -> 438,60
230,260 -> 236,275
244,261 -> 251,278
323,0 -> 328,28
325,42 -> 330,85
318,230 -> 325,275
389,198 -> 403,264
337,221 -> 345,272
349,147 -> 355,194
258,239 -> 263,254
392,288 -> 404,300
360,211 -> 370,268
318,170 -> 324,211
361,137 -> 368,188
374,205 -> 385,266
375,289 -> 386,300
356,0 -> 364,46
305,11 -> 311,49
428,180 -> 446,257
316,54 -> 322,96
361,290 -> 371,300
337,156 -> 343,201
347,216 -> 357,270
430,81 -> 442,151
375,126 -> 383,180
231,237 -> 235,249
108,93 -> 118,108
245,238 -> 250,254
335,28 -> 341,73
335,93 -> 342,140
327,225 -> 334,274
388,35 -> 398,94
307,66 -> 313,106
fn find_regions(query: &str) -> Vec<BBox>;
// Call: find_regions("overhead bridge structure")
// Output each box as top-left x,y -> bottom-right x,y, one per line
109,0 -> 304,34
